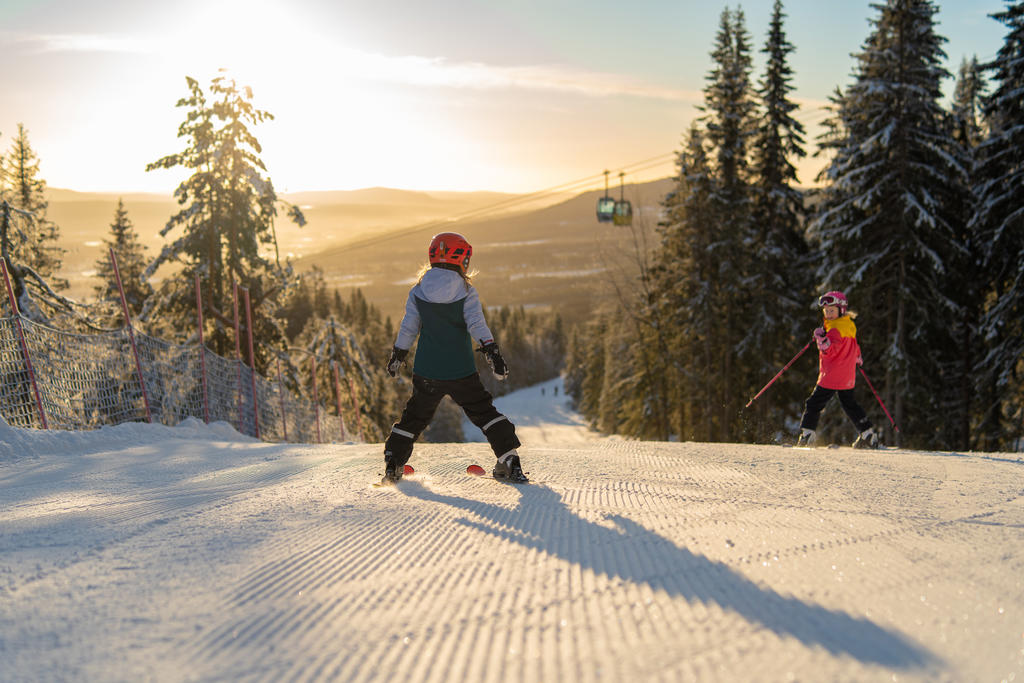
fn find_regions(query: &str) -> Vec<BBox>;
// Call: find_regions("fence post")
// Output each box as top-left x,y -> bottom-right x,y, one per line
109,248 -> 152,424
276,358 -> 288,442
1,258 -> 48,429
331,361 -> 347,441
233,281 -> 244,434
194,274 -> 210,424
243,287 -> 260,440
311,355 -> 321,444
348,376 -> 364,441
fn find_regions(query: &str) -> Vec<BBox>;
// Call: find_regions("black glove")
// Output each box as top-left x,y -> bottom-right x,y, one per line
386,346 -> 408,377
478,341 -> 508,380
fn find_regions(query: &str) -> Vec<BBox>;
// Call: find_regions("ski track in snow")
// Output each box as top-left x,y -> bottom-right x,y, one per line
1,380 -> 1023,682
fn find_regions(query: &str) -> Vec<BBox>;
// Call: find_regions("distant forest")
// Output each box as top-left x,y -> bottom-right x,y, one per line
566,0 -> 1023,452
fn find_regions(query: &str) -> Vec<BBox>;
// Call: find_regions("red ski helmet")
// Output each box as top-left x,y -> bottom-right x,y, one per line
428,232 -> 472,273
818,290 -> 848,314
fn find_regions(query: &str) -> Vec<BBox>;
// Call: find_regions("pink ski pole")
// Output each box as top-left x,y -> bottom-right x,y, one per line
858,366 -> 900,433
745,342 -> 811,409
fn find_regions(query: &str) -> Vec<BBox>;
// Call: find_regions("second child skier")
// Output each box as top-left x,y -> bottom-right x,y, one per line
381,232 -> 527,484
796,291 -> 881,449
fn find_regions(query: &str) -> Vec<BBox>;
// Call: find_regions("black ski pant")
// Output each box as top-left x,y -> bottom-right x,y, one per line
384,373 -> 520,467
799,384 -> 873,433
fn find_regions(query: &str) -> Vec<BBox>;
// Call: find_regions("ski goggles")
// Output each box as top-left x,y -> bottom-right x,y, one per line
818,294 -> 845,308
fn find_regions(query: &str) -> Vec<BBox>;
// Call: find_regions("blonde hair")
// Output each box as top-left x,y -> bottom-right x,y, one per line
415,263 -> 478,289
828,309 -> 858,320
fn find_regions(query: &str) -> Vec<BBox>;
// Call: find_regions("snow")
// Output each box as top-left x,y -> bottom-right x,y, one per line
2,380 -> 1024,681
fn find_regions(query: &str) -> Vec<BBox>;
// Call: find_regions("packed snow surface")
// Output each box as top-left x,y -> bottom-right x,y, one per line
2,377 -> 1023,682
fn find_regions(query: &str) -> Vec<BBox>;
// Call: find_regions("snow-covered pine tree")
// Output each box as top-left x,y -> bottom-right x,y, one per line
650,124 -> 719,441
563,327 -> 586,410
0,125 -> 89,326
952,57 -> 988,148
697,6 -> 758,440
748,0 -> 811,439
596,314 -> 633,435
93,199 -> 153,324
971,1 -> 1024,450
940,57 -> 988,450
810,0 -> 968,448
144,75 -> 305,369
2,125 -> 64,287
566,315 -> 608,429
302,317 -> 384,442
280,274 -> 315,342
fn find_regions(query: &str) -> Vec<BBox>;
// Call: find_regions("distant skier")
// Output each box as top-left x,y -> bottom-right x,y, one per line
382,232 -> 527,484
796,291 -> 880,448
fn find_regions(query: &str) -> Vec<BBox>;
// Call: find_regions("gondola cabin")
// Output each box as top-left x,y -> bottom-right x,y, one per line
596,196 -> 616,223
613,199 -> 633,226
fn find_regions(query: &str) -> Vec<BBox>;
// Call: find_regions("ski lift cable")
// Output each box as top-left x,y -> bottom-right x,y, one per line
383,152 -> 673,228
424,153 -> 672,225
323,153 -> 676,254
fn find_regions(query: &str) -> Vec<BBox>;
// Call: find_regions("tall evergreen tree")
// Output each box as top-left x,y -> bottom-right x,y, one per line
697,6 -> 758,440
941,57 -> 988,450
0,124 -> 79,324
971,1 -> 1024,450
2,124 -> 66,288
93,199 -> 153,322
810,0 -> 967,447
952,57 -> 988,148
566,316 -> 607,426
144,75 -> 305,369
650,124 -> 719,441
748,0 -> 811,438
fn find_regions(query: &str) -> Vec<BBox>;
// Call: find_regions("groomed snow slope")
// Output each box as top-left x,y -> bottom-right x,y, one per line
1,377 -> 1022,682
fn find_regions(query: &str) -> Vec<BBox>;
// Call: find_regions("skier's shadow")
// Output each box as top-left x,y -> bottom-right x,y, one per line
398,480 -> 936,670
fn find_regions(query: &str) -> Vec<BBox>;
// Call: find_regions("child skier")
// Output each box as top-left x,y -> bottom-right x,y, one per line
796,291 -> 880,449
381,232 -> 527,484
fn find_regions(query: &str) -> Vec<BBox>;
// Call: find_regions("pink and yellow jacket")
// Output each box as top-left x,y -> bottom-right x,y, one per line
816,315 -> 861,390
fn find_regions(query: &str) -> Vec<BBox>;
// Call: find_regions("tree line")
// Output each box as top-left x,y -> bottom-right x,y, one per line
566,0 -> 1024,452
0,77 -> 565,440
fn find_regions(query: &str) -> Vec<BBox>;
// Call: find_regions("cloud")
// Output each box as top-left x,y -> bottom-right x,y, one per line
334,49 -> 703,102
4,31 -> 151,54
2,25 -> 694,102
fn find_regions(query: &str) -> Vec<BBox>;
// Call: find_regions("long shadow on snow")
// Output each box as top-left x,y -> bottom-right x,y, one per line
398,479 -> 936,670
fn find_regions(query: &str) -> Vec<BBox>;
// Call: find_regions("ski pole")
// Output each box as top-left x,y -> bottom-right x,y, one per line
858,365 -> 900,433
745,342 -> 812,409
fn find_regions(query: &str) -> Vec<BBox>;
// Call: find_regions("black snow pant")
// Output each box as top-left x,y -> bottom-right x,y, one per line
799,384 -> 873,433
384,373 -> 520,468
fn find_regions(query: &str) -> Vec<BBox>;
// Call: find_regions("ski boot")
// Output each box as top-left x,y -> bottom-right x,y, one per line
796,428 -> 815,447
852,428 -> 880,449
381,451 -> 405,485
493,450 -> 529,483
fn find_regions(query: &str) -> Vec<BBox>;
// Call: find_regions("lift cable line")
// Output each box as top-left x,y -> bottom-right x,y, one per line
312,152 -> 677,257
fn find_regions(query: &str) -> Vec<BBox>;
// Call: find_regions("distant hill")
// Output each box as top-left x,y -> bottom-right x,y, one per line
296,177 -> 675,326
45,186 -> 556,301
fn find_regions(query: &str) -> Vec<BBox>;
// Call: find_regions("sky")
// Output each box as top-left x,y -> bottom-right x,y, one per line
0,0 -> 1009,195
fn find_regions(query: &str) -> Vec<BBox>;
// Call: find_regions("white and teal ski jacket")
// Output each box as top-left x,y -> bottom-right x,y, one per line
395,267 -> 494,380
